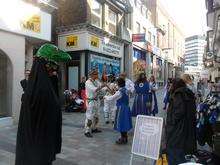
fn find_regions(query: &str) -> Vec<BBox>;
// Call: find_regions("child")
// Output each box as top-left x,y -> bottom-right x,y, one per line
104,78 -> 132,144
103,75 -> 118,124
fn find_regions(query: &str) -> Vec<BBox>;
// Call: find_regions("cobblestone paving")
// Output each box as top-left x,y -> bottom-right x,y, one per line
0,90 -> 165,165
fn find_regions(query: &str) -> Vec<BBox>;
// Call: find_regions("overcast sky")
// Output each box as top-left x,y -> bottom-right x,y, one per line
160,0 -> 207,37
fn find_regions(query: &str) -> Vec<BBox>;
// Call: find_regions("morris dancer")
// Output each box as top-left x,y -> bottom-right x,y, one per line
103,75 -> 118,124
84,70 -> 105,138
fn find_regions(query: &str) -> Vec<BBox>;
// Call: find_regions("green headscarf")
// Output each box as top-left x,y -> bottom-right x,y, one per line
36,44 -> 71,63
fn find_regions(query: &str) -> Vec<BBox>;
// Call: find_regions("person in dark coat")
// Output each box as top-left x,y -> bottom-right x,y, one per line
20,70 -> 30,102
166,78 -> 197,165
15,44 -> 71,165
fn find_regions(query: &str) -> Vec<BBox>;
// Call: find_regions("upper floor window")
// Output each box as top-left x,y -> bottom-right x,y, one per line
91,0 -> 102,28
141,6 -> 147,16
148,31 -> 152,42
135,0 -> 142,12
143,27 -> 146,34
108,9 -> 117,35
136,22 -> 140,33
153,35 -> 156,46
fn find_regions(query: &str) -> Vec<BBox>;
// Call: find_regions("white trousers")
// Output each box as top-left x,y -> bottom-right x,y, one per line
85,100 -> 100,133
103,99 -> 117,122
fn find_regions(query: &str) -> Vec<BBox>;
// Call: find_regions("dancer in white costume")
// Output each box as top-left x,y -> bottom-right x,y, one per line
103,75 -> 118,124
84,70 -> 105,138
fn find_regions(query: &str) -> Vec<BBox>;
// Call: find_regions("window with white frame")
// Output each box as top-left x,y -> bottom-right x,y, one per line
136,22 -> 140,33
108,8 -> 117,35
153,35 -> 156,46
143,27 -> 146,34
136,0 -> 141,12
91,0 -> 102,28
141,6 -> 147,16
148,31 -> 151,42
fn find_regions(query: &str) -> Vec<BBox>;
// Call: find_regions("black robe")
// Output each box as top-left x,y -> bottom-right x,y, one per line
15,58 -> 62,165
166,87 -> 197,154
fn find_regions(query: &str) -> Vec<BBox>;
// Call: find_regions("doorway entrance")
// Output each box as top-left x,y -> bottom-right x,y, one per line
0,50 -> 13,117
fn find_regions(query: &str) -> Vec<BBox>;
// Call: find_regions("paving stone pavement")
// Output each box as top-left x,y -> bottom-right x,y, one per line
0,90 -> 166,165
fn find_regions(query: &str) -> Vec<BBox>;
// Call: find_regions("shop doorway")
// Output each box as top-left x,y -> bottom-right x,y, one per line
0,50 -> 13,118
68,66 -> 79,90
67,60 -> 80,90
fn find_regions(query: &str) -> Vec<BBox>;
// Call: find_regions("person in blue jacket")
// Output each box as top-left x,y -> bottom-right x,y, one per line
104,77 -> 132,144
132,73 -> 150,116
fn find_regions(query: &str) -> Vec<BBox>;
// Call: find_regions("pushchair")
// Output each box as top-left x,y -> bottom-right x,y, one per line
64,89 -> 85,113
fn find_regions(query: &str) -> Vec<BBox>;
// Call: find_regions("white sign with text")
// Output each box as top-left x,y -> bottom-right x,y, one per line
131,115 -> 163,160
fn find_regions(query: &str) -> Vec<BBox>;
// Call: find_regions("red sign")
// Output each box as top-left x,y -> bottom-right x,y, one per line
132,34 -> 146,42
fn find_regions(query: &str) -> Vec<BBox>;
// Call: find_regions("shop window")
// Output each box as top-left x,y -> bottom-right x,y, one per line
91,0 -> 102,28
108,9 -> 117,35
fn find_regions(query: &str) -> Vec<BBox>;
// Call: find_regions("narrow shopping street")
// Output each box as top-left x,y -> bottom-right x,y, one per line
0,90 -> 165,165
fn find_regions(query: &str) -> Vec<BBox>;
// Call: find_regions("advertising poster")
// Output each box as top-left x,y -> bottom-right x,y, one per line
90,54 -> 120,80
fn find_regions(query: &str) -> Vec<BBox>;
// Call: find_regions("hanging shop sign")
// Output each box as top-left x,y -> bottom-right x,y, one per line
66,35 -> 78,47
89,54 -> 120,78
90,35 -> 100,48
132,34 -> 146,42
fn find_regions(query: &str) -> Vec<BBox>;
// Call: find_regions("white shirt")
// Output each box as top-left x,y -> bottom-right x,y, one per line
149,82 -> 158,92
85,79 -> 99,99
125,78 -> 135,94
105,90 -> 122,102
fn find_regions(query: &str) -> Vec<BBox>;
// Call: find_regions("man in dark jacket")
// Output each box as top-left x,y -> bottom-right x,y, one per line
166,78 -> 197,165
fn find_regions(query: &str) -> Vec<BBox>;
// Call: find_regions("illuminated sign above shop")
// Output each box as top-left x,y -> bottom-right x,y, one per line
0,0 -> 51,41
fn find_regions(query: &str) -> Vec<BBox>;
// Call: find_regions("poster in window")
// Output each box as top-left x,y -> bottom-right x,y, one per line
90,54 -> 120,80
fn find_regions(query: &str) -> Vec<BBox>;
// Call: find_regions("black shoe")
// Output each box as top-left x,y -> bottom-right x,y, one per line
115,138 -> 127,145
92,129 -> 102,133
105,121 -> 110,124
84,132 -> 93,138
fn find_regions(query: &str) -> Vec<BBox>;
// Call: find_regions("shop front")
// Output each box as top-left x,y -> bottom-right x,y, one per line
132,48 -> 147,80
0,0 -> 52,124
58,31 -> 124,90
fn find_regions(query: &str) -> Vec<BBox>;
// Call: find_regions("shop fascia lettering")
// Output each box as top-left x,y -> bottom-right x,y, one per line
102,40 -> 121,56
0,0 -> 51,41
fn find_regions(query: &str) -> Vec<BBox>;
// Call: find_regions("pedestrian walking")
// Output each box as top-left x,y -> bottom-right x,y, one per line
181,74 -> 196,94
149,75 -> 158,116
104,77 -> 132,144
163,78 -> 172,110
84,69 -> 106,138
103,75 -> 118,124
15,44 -> 71,165
79,76 -> 87,112
20,70 -> 30,102
131,73 -> 150,116
166,78 -> 197,165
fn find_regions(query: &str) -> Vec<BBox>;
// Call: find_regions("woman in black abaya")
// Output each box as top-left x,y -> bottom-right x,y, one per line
15,44 -> 71,165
